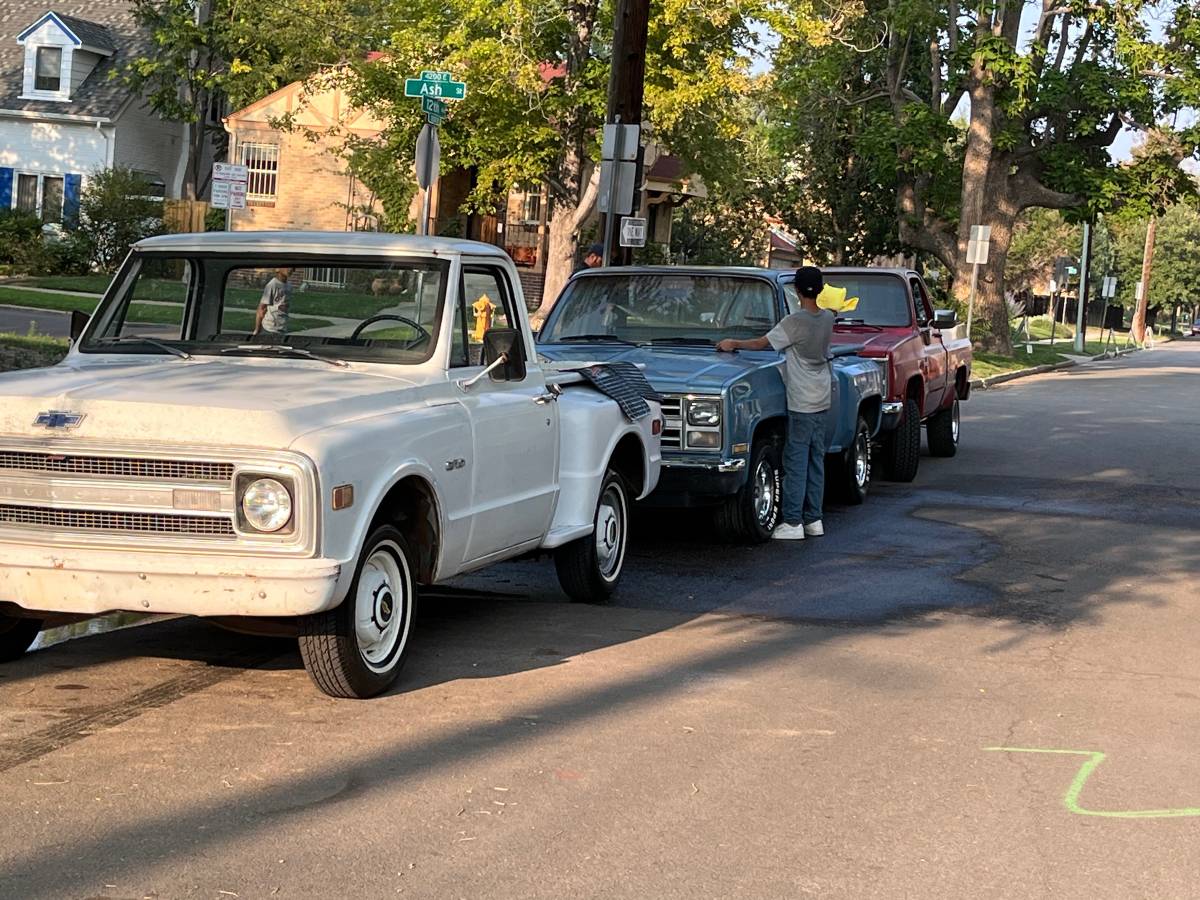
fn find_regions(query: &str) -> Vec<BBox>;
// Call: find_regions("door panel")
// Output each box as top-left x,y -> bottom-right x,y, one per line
454,264 -> 559,561
911,277 -> 948,410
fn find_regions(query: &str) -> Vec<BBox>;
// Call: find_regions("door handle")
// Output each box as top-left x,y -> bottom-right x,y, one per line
533,392 -> 559,405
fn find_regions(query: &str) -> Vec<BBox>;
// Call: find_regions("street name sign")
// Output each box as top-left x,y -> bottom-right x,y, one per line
619,216 -> 647,247
405,71 -> 467,100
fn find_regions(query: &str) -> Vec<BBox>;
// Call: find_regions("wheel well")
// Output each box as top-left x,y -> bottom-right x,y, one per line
609,433 -> 646,496
368,475 -> 441,583
858,394 -> 882,433
753,416 -> 787,448
906,376 -> 924,415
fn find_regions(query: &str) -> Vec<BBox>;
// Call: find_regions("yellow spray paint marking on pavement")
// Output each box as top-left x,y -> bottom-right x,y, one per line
985,747 -> 1200,819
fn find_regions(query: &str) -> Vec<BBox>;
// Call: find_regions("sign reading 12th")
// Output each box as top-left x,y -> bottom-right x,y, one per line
405,71 -> 467,101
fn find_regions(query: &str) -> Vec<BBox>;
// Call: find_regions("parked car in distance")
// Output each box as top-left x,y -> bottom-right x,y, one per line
0,232 -> 662,698
824,268 -> 972,482
537,266 -> 885,543
1190,319 -> 1200,337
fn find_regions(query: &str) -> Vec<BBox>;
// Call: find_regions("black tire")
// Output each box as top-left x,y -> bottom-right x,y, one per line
299,526 -> 418,699
0,615 -> 41,662
556,469 -> 629,603
831,415 -> 872,505
927,397 -> 960,457
713,437 -> 782,543
881,398 -> 921,482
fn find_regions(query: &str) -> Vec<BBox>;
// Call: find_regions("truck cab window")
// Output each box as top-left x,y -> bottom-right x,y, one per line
453,267 -> 518,368
910,277 -> 932,328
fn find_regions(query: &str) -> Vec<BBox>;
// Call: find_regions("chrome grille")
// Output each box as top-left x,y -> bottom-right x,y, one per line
0,452 -> 233,484
660,396 -> 683,450
0,504 -> 235,537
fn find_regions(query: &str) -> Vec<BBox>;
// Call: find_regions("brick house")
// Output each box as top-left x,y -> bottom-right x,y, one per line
0,3 -> 192,223
223,76 -> 706,305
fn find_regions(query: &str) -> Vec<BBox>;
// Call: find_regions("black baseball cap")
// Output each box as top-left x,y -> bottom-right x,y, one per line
795,265 -> 824,298
587,243 -> 604,257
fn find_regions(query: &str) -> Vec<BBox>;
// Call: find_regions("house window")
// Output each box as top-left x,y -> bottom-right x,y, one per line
240,142 -> 279,203
521,191 -> 541,224
12,173 -> 66,223
34,46 -> 61,92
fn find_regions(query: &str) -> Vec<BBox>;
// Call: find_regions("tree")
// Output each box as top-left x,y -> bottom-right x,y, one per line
342,0 -> 764,315
1005,209 -> 1081,296
771,0 -> 1200,353
121,0 -> 358,199
1111,199 -> 1200,320
70,168 -> 164,272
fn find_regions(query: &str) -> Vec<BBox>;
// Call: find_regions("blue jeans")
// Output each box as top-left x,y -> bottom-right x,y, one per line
782,410 -> 827,526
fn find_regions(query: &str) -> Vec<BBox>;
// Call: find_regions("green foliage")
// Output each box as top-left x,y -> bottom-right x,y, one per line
668,197 -> 769,266
1110,201 -> 1200,309
69,168 -> 165,273
1006,210 -> 1082,294
0,209 -> 44,267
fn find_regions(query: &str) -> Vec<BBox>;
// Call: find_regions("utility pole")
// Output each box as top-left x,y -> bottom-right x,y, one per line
1132,216 -> 1156,344
1073,220 -> 1093,354
601,0 -> 649,267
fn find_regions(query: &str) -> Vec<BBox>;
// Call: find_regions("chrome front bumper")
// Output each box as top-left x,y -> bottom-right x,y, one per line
663,457 -> 746,473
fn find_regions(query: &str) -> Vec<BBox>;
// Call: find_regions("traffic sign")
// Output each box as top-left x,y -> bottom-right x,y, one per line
213,162 -> 248,183
966,224 -> 991,265
597,160 -> 637,216
405,72 -> 467,100
210,179 -> 245,210
422,97 -> 448,118
619,216 -> 647,248
1102,276 -> 1117,298
415,123 -> 441,191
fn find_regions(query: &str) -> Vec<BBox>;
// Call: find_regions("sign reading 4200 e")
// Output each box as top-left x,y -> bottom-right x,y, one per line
404,71 -> 467,100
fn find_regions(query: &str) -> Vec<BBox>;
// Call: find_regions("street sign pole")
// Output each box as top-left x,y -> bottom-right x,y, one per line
405,71 -> 466,237
602,0 -> 649,267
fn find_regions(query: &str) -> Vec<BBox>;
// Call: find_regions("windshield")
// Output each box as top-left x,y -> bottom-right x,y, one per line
819,274 -> 913,327
80,254 -> 450,364
541,273 -> 778,344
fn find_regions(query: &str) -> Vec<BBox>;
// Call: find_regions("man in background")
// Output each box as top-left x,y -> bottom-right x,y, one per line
576,243 -> 604,273
253,267 -> 293,336
716,265 -> 834,540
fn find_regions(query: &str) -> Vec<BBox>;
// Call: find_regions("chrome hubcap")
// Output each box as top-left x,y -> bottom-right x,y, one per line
353,543 -> 411,672
594,483 -> 626,581
753,459 -> 776,525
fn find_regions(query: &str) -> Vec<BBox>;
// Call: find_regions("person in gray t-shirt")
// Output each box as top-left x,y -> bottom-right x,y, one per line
716,266 -> 833,541
253,267 -> 293,336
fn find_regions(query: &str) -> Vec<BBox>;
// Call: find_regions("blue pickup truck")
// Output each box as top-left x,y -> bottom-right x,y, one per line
536,266 -> 885,542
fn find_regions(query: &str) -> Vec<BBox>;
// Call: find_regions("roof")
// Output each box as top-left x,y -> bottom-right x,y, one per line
574,265 -> 790,282
135,231 -> 513,259
0,2 -> 145,118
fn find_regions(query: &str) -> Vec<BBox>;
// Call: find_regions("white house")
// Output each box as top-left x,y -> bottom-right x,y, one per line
0,3 -> 190,224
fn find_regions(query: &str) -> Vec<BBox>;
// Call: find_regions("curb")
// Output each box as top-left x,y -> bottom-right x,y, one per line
970,347 -> 1140,389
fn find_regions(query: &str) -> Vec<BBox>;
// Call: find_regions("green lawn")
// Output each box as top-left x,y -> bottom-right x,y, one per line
19,274 -> 112,294
0,332 -> 69,372
973,344 -> 1070,379
0,286 -> 99,313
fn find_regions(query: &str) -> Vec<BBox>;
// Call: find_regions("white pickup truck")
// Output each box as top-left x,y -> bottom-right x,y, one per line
0,232 -> 661,698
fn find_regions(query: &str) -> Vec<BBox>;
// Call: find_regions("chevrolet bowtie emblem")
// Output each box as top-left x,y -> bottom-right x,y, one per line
33,410 -> 85,429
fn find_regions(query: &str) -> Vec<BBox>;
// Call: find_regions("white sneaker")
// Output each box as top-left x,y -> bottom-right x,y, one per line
772,523 -> 806,541
803,521 -> 824,537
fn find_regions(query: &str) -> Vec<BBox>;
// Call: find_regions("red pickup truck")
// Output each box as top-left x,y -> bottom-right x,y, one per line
822,268 -> 972,482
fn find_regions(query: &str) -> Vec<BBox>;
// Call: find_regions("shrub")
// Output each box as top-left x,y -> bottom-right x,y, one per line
0,208 -> 46,267
68,167 -> 164,272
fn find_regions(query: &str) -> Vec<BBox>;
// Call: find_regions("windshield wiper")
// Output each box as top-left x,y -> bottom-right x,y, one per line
552,334 -> 637,345
94,335 -> 192,360
221,344 -> 348,368
649,336 -> 715,346
835,318 -> 883,332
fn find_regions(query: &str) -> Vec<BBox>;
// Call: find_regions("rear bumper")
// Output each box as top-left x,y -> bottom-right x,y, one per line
0,541 -> 343,618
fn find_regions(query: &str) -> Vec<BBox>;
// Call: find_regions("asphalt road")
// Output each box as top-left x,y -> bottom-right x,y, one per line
0,304 -> 70,338
1,340 -> 1198,899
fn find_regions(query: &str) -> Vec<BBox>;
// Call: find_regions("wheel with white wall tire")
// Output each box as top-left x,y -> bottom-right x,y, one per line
832,415 -> 872,505
0,615 -> 41,662
881,398 -> 921,482
555,469 -> 629,603
299,526 -> 417,699
927,397 -> 960,457
713,438 -> 782,543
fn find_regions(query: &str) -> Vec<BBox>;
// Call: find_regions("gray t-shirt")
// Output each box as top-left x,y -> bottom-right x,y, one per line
259,277 -> 291,333
766,309 -> 834,413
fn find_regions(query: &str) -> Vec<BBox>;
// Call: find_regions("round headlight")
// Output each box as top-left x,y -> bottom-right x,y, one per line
241,478 -> 293,532
687,399 -> 722,427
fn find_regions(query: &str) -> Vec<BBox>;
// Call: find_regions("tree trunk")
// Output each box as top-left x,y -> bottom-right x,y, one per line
1131,216 -> 1155,343
534,153 -> 599,323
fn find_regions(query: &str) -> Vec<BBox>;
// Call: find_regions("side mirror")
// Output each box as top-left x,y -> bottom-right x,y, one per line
69,309 -> 89,344
482,327 -> 527,382
932,309 -> 957,330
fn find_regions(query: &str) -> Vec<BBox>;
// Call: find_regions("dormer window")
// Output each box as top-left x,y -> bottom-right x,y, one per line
16,11 -> 116,103
34,47 -> 62,92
